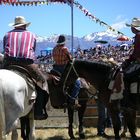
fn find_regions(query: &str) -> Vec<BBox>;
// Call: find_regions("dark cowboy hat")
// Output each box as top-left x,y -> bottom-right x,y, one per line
57,35 -> 66,45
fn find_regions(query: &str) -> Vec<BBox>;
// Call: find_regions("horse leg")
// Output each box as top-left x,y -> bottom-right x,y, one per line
28,110 -> 35,140
120,111 -> 128,137
11,128 -> 18,140
20,110 -> 35,140
0,91 -> 6,140
68,107 -> 75,139
78,101 -> 87,139
126,109 -> 137,140
20,116 -> 29,140
0,117 -> 4,140
109,100 -> 121,140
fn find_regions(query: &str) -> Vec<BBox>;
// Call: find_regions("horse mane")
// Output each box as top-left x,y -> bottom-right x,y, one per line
74,59 -> 112,75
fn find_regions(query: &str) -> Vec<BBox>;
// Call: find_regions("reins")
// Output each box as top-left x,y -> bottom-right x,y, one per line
62,59 -> 79,98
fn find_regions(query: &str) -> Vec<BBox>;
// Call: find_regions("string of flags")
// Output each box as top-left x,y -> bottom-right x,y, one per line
0,0 -> 125,36
0,0 -> 72,5
73,1 -> 124,36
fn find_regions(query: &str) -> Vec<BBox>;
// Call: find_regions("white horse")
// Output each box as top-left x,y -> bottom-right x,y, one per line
0,69 -> 36,140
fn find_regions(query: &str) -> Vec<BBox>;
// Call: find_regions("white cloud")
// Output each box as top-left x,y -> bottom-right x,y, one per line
115,15 -> 125,22
111,21 -> 126,30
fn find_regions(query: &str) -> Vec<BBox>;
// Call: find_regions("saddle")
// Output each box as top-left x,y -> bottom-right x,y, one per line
47,69 -> 67,109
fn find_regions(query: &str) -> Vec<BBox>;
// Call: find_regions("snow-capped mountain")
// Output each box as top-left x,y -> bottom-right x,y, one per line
0,31 -> 133,56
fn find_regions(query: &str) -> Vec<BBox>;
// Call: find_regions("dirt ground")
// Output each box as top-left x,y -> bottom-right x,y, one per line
6,127 -> 140,140
6,102 -> 140,140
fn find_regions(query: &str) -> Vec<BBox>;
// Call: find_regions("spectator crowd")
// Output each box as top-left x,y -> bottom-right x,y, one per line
36,43 -> 133,66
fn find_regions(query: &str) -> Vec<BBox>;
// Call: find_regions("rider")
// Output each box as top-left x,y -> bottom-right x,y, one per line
124,17 -> 140,65
52,34 -> 81,109
121,17 -> 140,110
3,16 -> 49,119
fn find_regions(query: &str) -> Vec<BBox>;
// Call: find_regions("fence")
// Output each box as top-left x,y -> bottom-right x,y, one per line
35,98 -> 140,129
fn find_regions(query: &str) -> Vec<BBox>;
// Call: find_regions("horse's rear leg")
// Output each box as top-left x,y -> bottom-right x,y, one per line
109,100 -> 121,140
120,111 -> 128,137
78,101 -> 87,139
20,110 -> 35,140
11,129 -> 18,140
20,117 -> 29,140
126,109 -> 137,140
68,107 -> 75,139
28,110 -> 35,140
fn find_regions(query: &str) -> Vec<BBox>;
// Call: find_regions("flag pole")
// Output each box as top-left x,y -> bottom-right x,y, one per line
71,0 -> 74,57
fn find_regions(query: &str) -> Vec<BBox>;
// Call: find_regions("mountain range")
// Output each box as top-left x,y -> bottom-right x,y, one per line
0,31 -> 133,56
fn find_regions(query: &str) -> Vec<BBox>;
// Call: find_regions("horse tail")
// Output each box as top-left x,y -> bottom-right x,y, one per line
0,81 -> 6,139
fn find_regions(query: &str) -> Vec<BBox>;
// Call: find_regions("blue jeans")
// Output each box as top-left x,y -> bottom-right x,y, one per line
70,79 -> 81,101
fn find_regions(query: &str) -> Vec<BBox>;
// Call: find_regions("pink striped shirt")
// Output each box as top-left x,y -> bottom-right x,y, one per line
3,29 -> 36,60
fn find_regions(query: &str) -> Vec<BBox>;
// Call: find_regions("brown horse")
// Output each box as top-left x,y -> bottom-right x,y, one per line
59,59 -> 138,140
18,59 -> 138,140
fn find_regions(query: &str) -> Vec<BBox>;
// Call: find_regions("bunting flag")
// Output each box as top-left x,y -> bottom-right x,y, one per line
0,0 -> 128,36
73,1 -> 124,36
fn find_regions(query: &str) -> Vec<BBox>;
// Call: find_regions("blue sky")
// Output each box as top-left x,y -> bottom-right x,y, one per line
0,0 -> 140,40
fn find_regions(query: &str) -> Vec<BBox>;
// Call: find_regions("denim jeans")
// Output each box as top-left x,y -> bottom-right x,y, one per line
70,79 -> 81,101
97,99 -> 106,134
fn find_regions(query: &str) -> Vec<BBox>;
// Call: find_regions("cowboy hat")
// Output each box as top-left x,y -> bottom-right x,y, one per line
9,16 -> 31,27
57,35 -> 66,45
126,17 -> 140,30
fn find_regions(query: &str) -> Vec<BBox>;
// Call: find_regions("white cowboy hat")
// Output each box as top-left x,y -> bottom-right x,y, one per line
9,16 -> 31,27
126,17 -> 140,30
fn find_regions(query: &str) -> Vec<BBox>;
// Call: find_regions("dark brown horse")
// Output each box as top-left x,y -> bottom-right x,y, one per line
59,59 -> 138,140
19,59 -> 138,140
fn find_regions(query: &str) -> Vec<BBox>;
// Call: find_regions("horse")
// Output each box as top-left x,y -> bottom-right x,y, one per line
15,59 -> 137,140
19,84 -> 49,140
0,69 -> 36,140
59,59 -> 138,140
0,66 -> 49,140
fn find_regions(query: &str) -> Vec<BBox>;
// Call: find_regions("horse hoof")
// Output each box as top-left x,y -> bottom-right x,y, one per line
120,132 -> 126,137
79,133 -> 85,139
79,126 -> 85,139
69,135 -> 75,140
68,127 -> 75,139
115,136 -> 121,140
